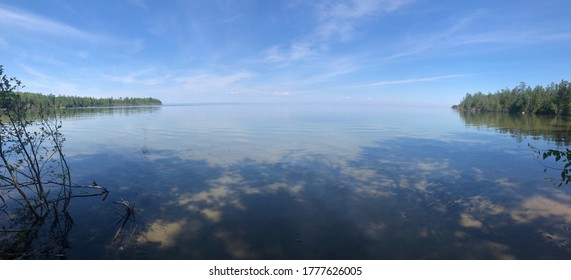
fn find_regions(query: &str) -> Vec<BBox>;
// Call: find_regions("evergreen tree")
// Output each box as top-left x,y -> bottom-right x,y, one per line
455,80 -> 571,115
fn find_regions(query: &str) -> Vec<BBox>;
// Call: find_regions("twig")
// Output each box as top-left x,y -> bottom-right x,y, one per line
112,198 -> 136,242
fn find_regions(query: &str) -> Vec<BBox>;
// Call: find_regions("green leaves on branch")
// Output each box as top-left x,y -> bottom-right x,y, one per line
0,66 -> 105,259
530,144 -> 571,187
1,66 -> 74,218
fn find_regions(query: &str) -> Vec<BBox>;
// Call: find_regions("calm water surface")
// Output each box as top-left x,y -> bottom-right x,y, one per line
46,104 -> 571,259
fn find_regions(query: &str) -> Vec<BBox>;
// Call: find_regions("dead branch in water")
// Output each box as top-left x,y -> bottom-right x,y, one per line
112,198 -> 136,242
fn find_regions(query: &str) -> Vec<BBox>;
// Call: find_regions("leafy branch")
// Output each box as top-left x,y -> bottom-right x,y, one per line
1,65 -> 109,259
529,143 -> 571,187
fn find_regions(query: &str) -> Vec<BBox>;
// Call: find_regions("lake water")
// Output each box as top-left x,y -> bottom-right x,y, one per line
7,104 -> 571,259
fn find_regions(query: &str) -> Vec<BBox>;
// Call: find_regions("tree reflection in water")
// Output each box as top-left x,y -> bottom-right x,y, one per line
457,111 -> 571,186
458,111 -> 571,145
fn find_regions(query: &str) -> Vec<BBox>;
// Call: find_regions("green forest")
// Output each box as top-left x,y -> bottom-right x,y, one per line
454,80 -> 571,115
9,91 -> 162,109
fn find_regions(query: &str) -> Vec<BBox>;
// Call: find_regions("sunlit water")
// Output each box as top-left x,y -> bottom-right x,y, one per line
30,104 -> 571,259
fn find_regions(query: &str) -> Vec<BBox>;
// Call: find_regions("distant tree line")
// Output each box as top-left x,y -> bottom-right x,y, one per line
453,80 -> 571,115
8,91 -> 162,109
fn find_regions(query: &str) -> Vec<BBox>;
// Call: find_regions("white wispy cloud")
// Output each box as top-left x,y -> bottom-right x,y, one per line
105,67 -> 169,86
0,5 -> 95,41
359,74 -> 469,87
315,0 -> 413,40
128,0 -> 148,10
273,91 -> 291,96
384,14 -> 475,61
452,30 -> 571,48
0,37 -> 7,49
131,39 -> 145,53
18,63 -> 80,94
294,56 -> 362,86
174,71 -> 253,94
264,0 -> 412,63
264,42 -> 317,63
386,12 -> 571,61
76,51 -> 89,59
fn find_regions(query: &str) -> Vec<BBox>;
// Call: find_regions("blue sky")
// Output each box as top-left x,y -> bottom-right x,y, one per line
1,0 -> 570,105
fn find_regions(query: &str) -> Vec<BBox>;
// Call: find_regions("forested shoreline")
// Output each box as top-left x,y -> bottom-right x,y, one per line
9,91 -> 162,109
453,80 -> 571,115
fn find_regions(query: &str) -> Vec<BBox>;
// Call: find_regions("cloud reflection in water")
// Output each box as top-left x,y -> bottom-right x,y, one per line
65,134 -> 571,259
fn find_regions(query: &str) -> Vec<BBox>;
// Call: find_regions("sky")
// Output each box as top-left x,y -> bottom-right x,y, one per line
0,0 -> 570,106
